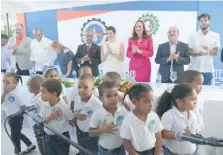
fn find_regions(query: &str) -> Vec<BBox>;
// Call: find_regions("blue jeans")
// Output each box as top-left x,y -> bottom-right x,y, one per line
202,72 -> 213,85
193,144 -> 200,155
99,146 -> 126,155
45,131 -> 70,155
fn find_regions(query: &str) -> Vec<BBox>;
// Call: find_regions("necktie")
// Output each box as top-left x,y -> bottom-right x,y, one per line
87,45 -> 90,53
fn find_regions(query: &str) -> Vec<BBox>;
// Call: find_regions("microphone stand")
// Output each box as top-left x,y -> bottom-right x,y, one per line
25,111 -> 95,155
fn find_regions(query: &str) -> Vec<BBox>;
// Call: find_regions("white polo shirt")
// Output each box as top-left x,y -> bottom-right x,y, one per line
193,96 -> 204,133
120,111 -> 163,152
30,92 -> 45,115
30,36 -> 56,71
70,86 -> 99,102
74,94 -> 102,132
161,106 -> 198,154
40,100 -> 74,135
2,87 -> 24,116
90,105 -> 128,150
188,30 -> 220,72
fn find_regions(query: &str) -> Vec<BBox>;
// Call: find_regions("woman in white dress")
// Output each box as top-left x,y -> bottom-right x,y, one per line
101,26 -> 124,78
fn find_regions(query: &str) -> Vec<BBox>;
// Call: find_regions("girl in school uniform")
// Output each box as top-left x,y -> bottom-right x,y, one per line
120,83 -> 163,155
1,73 -> 36,154
89,81 -> 128,155
43,66 -> 68,104
156,84 -> 198,155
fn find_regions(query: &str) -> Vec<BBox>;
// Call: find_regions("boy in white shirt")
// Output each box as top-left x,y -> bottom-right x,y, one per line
27,75 -> 46,154
89,81 -> 128,155
41,79 -> 74,155
73,74 -> 102,155
70,65 -> 99,111
1,73 -> 36,155
104,71 -> 133,111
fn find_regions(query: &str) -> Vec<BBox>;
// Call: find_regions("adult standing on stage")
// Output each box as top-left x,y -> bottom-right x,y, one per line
188,13 -> 221,85
101,26 -> 124,78
51,41 -> 79,78
126,20 -> 153,82
8,23 -> 32,75
30,28 -> 56,75
155,26 -> 190,83
75,30 -> 101,77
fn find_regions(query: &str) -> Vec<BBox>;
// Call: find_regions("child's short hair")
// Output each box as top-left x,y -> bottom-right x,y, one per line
4,72 -> 23,85
156,84 -> 194,118
43,66 -> 57,77
99,81 -> 117,96
79,65 -> 92,75
179,70 -> 202,83
27,75 -> 44,88
104,72 -> 121,84
42,79 -> 62,97
124,83 -> 153,101
79,74 -> 94,82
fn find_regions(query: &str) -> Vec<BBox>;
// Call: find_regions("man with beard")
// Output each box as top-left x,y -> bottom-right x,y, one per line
188,13 -> 220,85
155,26 -> 190,83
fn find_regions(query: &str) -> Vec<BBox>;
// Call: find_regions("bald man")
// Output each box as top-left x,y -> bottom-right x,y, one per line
8,23 -> 32,75
75,30 -> 101,77
155,26 -> 190,83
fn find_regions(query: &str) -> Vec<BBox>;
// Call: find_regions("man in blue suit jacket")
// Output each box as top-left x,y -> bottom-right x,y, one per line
155,26 -> 190,83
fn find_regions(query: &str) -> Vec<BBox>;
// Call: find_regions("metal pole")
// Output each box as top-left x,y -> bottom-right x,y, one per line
25,112 -> 95,155
6,13 -> 10,36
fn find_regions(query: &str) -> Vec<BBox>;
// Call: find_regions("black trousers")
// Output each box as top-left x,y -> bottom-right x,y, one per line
76,125 -> 99,155
9,115 -> 32,153
16,63 -> 29,75
45,131 -> 70,155
137,148 -> 155,155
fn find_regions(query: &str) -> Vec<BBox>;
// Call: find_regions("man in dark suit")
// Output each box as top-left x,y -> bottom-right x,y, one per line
155,26 -> 190,83
75,30 -> 101,77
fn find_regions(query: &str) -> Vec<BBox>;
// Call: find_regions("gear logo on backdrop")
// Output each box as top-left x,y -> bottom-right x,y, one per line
139,13 -> 159,35
80,18 -> 108,46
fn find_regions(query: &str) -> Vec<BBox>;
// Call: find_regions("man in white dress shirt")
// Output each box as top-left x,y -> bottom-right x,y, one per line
188,13 -> 221,85
31,28 -> 56,74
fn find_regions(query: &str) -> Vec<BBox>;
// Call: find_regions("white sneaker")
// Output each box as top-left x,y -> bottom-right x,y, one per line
21,144 -> 36,154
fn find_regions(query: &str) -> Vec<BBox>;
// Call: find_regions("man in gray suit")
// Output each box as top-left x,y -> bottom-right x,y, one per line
155,26 -> 190,83
8,23 -> 32,75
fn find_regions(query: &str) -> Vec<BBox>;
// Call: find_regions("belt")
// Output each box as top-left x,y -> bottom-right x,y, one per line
76,124 -> 89,137
136,147 -> 155,154
47,131 -> 69,140
100,146 -> 123,152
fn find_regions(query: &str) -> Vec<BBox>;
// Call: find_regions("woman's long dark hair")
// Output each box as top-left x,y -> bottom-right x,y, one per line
155,84 -> 194,118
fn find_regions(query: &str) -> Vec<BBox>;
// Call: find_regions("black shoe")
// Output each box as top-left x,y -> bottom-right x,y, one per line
21,144 -> 36,154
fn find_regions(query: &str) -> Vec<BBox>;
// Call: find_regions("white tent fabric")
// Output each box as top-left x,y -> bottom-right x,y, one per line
1,0 -> 133,24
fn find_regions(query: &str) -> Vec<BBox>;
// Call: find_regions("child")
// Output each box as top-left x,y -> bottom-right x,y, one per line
27,75 -> 46,154
73,74 -> 102,155
41,79 -> 74,155
70,65 -> 99,111
120,84 -> 163,155
89,81 -> 128,155
156,84 -> 198,155
43,66 -> 68,104
104,71 -> 133,111
180,70 -> 204,134
1,73 -> 36,154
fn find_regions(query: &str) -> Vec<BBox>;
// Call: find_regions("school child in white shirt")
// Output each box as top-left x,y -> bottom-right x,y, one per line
1,73 -> 36,155
120,84 -> 163,155
156,84 -> 198,155
27,75 -> 46,154
104,71 -> 133,111
89,81 -> 128,155
70,65 -> 99,112
73,74 -> 102,155
179,70 -> 204,155
41,79 -> 74,155
43,66 -> 68,104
